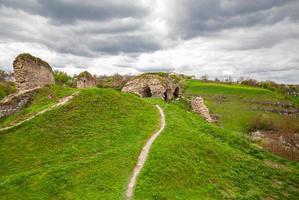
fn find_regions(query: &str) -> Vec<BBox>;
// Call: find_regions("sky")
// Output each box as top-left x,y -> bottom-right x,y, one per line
0,0 -> 299,83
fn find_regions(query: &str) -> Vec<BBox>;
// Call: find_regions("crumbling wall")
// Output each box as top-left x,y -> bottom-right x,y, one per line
122,74 -> 181,101
76,71 -> 96,88
13,53 -> 55,91
0,90 -> 33,119
191,96 -> 213,122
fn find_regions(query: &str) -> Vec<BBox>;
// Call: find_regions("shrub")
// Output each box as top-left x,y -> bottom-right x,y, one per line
248,114 -> 275,132
54,70 -> 74,87
0,81 -> 16,100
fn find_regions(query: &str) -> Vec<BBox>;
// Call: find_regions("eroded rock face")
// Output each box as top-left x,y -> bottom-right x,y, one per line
76,71 -> 96,88
13,53 -> 55,91
122,74 -> 181,101
191,96 -> 213,122
0,90 -> 34,119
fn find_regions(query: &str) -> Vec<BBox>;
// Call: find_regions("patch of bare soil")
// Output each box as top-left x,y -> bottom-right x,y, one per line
251,131 -> 299,161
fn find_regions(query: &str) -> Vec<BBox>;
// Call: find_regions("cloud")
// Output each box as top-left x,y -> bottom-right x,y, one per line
0,0 -> 148,23
0,0 -> 299,83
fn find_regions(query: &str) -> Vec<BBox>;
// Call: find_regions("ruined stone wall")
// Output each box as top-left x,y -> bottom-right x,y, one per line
76,71 -> 96,88
0,90 -> 33,119
13,53 -> 55,91
122,74 -> 181,101
191,96 -> 213,122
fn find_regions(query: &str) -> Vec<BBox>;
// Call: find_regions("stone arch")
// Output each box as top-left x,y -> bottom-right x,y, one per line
141,87 -> 152,97
173,87 -> 180,98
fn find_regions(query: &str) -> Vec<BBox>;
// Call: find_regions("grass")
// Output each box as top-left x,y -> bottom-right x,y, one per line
1,81 -> 298,199
0,81 -> 16,100
185,80 -> 284,99
184,80 -> 299,132
0,87 -> 160,199
134,98 -> 299,200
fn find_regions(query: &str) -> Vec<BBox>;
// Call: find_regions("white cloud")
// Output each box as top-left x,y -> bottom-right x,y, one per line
0,0 -> 299,83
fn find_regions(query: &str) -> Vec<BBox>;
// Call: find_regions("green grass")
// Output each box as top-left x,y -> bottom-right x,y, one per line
0,81 -> 16,100
0,88 -> 160,199
134,99 -> 299,200
0,85 -> 76,128
185,80 -> 298,132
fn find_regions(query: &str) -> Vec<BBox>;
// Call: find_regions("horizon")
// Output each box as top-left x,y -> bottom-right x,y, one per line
0,0 -> 299,84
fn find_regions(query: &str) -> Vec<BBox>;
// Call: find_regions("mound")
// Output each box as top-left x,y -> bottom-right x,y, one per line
0,87 -> 159,199
134,99 -> 299,199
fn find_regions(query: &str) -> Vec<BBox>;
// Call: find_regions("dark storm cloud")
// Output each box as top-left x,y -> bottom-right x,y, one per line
0,2 -> 159,56
167,0 -> 299,39
0,0 -> 148,24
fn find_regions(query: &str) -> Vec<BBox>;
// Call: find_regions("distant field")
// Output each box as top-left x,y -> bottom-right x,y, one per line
134,98 -> 299,199
185,80 -> 298,132
0,88 -> 159,199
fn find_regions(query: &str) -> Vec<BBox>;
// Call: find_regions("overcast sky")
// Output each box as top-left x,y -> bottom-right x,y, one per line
0,0 -> 299,83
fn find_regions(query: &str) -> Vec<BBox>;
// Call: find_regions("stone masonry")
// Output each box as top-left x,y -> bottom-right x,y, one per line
13,53 -> 55,91
191,96 -> 213,122
122,74 -> 181,101
76,71 -> 96,88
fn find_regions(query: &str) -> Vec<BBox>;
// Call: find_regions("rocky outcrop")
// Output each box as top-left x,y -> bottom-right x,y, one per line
13,53 -> 55,91
191,96 -> 213,122
122,74 -> 181,101
0,90 -> 34,119
76,71 -> 96,88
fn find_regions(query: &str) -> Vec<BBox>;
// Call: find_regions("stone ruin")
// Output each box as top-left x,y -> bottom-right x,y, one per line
191,96 -> 213,122
13,53 -> 55,91
1,53 -> 55,119
0,90 -> 34,119
75,71 -> 96,88
121,74 -> 182,101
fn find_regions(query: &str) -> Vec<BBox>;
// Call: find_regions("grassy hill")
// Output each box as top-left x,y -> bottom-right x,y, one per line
0,87 -> 160,199
134,99 -> 299,199
0,80 -> 298,200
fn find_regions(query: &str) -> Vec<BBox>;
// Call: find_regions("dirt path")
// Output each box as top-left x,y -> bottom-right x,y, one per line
125,105 -> 165,200
0,92 -> 78,132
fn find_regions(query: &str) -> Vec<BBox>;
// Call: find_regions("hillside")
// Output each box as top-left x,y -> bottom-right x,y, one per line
135,98 -> 299,199
0,87 -> 160,199
0,80 -> 298,200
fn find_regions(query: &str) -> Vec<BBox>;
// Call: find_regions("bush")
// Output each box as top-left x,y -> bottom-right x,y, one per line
0,81 -> 16,100
248,114 -> 275,132
54,70 -> 74,87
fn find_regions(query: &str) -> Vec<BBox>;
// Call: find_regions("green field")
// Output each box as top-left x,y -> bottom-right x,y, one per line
1,81 -> 298,199
0,88 -> 159,199
134,98 -> 299,199
185,80 -> 298,132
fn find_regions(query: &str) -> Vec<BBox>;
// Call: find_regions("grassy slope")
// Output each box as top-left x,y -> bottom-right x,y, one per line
0,88 -> 160,199
135,99 -> 299,200
0,85 -> 77,128
184,80 -> 297,132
